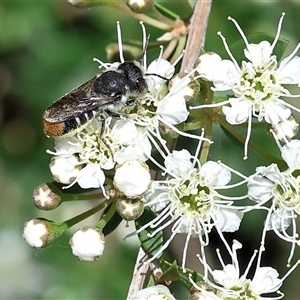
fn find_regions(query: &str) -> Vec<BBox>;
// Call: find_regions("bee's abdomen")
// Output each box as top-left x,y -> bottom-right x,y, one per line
43,110 -> 96,138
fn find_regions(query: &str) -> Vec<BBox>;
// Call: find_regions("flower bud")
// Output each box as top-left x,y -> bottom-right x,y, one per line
49,155 -> 82,185
33,183 -> 62,210
271,115 -> 299,142
116,198 -> 144,221
69,226 -> 105,262
23,218 -> 65,248
194,52 -> 222,82
127,0 -> 154,14
114,160 -> 151,198
168,73 -> 200,102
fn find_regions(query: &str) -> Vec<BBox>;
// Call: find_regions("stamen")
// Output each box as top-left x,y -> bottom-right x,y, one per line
243,109 -> 253,160
192,130 -> 205,168
93,57 -> 111,70
228,15 -> 261,65
116,21 -> 125,63
243,249 -> 257,278
182,232 -> 191,271
189,98 -> 237,110
158,116 -> 213,143
140,21 -> 148,70
271,13 -> 286,52
217,31 -> 241,72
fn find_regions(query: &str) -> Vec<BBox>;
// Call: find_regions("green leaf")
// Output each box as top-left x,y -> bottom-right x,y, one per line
102,206 -> 123,236
220,33 -> 289,65
135,208 -> 164,258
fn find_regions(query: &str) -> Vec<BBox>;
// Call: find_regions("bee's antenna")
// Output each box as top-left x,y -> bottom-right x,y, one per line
140,21 -> 148,70
117,21 -> 125,63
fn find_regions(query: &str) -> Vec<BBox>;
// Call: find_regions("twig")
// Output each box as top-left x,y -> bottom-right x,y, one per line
180,0 -> 212,73
126,247 -> 149,300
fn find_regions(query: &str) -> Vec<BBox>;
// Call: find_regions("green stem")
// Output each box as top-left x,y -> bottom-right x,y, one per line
109,2 -> 172,30
64,200 -> 109,228
200,121 -> 212,165
47,182 -> 105,202
96,199 -> 117,230
154,2 -> 181,20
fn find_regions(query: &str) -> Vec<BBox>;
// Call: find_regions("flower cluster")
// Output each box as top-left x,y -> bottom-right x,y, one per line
23,10 -> 300,300
193,13 -> 300,159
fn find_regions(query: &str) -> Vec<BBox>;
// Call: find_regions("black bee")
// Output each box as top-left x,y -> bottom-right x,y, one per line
43,61 -> 148,138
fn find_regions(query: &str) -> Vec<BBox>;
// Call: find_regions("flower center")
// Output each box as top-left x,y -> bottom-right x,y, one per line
234,60 -> 282,106
76,125 -> 118,166
275,174 -> 300,211
121,93 -> 158,126
176,178 -> 212,214
222,283 -> 260,300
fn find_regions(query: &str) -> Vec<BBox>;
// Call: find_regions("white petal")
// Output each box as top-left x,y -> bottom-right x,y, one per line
158,94 -> 188,124
222,100 -> 251,124
212,264 -> 238,288
77,164 -> 105,189
164,149 -> 193,177
264,101 -> 291,124
250,267 -> 282,294
111,120 -> 140,145
214,208 -> 243,232
244,41 -> 272,66
247,175 -> 274,203
200,161 -> 231,186
54,136 -> 82,155
278,56 -> 300,84
213,60 -> 239,91
146,59 -> 175,91
281,139 -> 300,171
265,210 -> 292,232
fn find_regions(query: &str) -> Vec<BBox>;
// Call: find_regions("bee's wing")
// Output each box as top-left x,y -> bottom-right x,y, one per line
43,76 -> 116,123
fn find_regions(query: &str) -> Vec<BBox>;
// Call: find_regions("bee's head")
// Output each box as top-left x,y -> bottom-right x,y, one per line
118,61 -> 148,95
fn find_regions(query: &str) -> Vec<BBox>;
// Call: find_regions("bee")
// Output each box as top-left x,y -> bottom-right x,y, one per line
43,61 -> 148,138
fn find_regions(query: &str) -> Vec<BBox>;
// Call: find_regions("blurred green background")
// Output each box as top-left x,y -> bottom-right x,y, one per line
1,0 -> 300,299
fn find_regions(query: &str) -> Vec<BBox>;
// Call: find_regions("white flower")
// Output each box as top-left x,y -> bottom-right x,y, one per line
191,13 -> 300,158
248,164 -> 300,263
210,241 -> 284,299
133,284 -> 176,300
114,160 -> 151,198
69,226 -> 105,261
47,118 -> 118,193
132,142 -> 246,270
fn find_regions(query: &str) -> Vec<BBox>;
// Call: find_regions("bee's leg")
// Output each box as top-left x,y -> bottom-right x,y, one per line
96,113 -> 115,162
